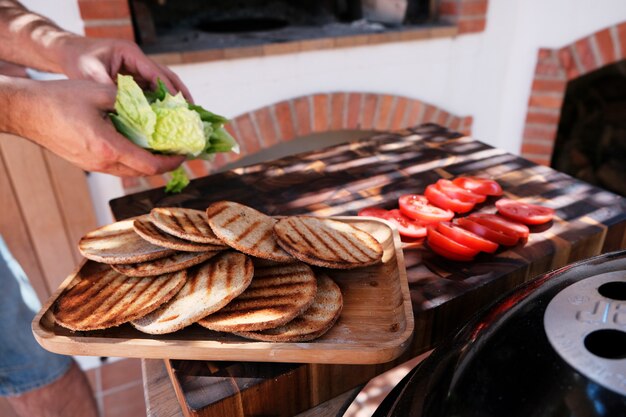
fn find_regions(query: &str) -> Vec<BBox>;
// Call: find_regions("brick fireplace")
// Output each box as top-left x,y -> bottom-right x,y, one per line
520,23 -> 626,166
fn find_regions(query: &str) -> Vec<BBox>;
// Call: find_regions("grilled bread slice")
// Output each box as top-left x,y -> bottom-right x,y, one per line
55,267 -> 186,331
111,250 -> 220,277
133,218 -> 228,252
150,207 -> 224,245
197,261 -> 317,332
274,217 -> 383,269
131,252 -> 254,334
235,273 -> 342,342
79,216 -> 175,264
205,201 -> 293,262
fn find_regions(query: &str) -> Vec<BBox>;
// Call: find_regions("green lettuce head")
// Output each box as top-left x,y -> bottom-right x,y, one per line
110,75 -> 239,192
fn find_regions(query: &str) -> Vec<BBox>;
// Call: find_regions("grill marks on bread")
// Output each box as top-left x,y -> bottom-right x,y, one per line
133,218 -> 227,252
197,261 -> 316,332
206,201 -> 293,262
78,217 -> 174,264
111,250 -> 220,277
131,252 -> 253,334
150,208 -> 224,245
54,268 -> 187,331
235,273 -> 343,342
274,217 -> 383,269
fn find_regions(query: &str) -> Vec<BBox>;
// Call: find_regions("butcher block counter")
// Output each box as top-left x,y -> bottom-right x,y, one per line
109,124 -> 626,417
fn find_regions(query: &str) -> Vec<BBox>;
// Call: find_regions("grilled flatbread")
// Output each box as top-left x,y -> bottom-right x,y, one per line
55,267 -> 186,331
132,252 -> 253,334
111,250 -> 220,277
78,216 -> 175,265
133,218 -> 228,252
235,273 -> 342,342
197,261 -> 317,332
205,201 -> 293,262
274,217 -> 383,269
150,207 -> 224,245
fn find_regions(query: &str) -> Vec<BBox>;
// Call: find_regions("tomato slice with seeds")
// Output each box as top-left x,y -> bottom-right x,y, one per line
425,184 -> 475,213
384,209 -> 428,239
496,199 -> 555,225
358,207 -> 389,219
427,241 -> 475,262
398,194 -> 454,223
452,177 -> 503,196
457,218 -> 519,246
427,227 -> 480,258
436,179 -> 486,204
468,213 -> 529,239
437,221 -> 498,253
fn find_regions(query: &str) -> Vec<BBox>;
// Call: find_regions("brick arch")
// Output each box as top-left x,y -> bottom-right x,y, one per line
520,23 -> 626,166
122,92 -> 473,193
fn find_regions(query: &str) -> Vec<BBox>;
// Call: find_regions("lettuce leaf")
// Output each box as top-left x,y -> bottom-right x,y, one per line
165,167 -> 190,193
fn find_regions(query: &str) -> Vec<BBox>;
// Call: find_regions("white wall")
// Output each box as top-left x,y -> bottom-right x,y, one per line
18,0 -> 626,223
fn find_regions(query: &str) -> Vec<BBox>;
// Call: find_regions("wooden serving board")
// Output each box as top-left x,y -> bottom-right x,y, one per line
32,217 -> 414,365
111,124 -> 626,417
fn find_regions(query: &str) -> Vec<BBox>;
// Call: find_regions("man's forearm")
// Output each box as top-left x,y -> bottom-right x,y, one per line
0,1 -> 77,73
0,74 -> 32,138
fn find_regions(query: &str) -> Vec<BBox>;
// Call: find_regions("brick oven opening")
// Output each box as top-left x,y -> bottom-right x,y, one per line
551,59 -> 626,197
129,0 -> 439,54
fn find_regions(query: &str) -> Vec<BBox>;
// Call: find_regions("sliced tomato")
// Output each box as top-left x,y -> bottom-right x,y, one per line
435,179 -> 486,203
457,218 -> 519,246
425,184 -> 475,213
428,241 -> 475,262
427,227 -> 480,258
384,209 -> 428,239
437,221 -> 498,253
358,207 -> 389,219
468,213 -> 529,239
398,194 -> 454,223
452,177 -> 503,196
496,199 -> 555,225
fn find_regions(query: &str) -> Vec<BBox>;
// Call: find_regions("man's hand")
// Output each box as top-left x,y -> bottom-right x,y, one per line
55,36 -> 192,101
2,76 -> 185,177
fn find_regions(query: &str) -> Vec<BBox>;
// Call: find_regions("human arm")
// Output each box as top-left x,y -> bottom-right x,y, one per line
0,0 -> 190,98
0,75 -> 185,176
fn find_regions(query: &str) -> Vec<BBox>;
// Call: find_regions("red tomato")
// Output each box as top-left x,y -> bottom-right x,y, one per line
435,179 -> 486,203
358,207 -> 389,218
452,177 -> 503,196
427,227 -> 480,258
425,184 -> 475,213
457,218 -> 519,246
398,194 -> 454,223
496,199 -> 555,225
428,241 -> 475,262
437,222 -> 498,253
384,209 -> 428,239
468,213 -> 529,239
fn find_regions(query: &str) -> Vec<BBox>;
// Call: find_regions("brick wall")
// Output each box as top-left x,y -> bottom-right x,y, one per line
521,23 -> 626,166
78,0 -> 135,40
439,0 -> 489,34
121,93 -> 473,193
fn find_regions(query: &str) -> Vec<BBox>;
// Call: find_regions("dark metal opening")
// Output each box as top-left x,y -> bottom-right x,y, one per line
584,329 -> 626,359
196,17 -> 289,34
598,281 -> 626,301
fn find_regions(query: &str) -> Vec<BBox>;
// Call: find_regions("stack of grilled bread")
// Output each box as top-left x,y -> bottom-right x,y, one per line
54,201 -> 384,342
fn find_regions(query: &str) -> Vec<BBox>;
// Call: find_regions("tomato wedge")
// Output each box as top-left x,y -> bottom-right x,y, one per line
452,177 -> 502,196
425,184 -> 475,213
384,209 -> 428,239
427,227 -> 480,258
398,194 -> 454,223
496,199 -> 555,225
358,207 -> 389,218
436,179 -> 486,203
457,218 -> 519,246
468,213 -> 529,239
428,241 -> 475,262
437,221 -> 498,253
